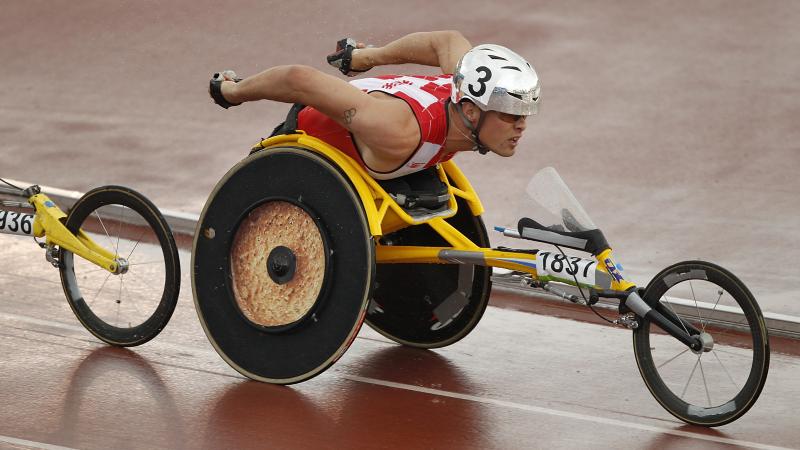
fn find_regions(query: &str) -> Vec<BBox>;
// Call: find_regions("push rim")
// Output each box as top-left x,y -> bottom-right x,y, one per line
192,148 -> 374,384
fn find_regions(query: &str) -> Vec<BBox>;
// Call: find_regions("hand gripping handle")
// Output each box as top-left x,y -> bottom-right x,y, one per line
326,38 -> 369,77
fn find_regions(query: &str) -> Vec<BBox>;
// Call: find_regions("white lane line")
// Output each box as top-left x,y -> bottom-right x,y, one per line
0,311 -> 220,359
0,435 -> 77,450
2,312 -> 794,450
342,375 -> 794,450
0,312 -> 86,334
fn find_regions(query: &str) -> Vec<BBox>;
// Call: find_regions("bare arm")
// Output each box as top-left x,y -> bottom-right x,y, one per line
352,30 -> 472,74
225,65 -> 366,110
221,65 -> 416,152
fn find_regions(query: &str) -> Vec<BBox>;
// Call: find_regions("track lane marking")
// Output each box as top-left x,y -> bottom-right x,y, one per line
342,375 -> 794,450
0,435 -> 77,450
1,311 -> 794,450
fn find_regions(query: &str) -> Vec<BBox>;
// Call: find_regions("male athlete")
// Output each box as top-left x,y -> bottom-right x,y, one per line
208,30 -> 540,180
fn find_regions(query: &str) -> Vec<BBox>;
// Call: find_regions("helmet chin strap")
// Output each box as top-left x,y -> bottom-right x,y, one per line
454,102 -> 490,155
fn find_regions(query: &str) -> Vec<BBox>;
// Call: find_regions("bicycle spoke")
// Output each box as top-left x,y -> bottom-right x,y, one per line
116,206 -> 124,260
127,260 -> 164,267
662,295 -> 691,337
698,357 -> 712,407
88,271 -> 114,308
94,211 -> 119,256
121,278 -> 147,319
125,228 -> 148,260
702,289 -> 725,333
689,281 -> 706,330
712,347 -> 753,358
656,347 -> 691,369
680,356 -> 701,400
116,274 -> 124,326
712,350 -> 740,391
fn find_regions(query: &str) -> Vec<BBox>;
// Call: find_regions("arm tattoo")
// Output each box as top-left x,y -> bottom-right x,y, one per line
343,108 -> 357,125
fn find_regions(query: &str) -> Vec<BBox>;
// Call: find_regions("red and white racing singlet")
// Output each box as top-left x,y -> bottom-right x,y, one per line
296,74 -> 454,179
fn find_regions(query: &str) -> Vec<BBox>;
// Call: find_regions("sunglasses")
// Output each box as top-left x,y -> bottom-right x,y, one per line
495,111 -> 527,124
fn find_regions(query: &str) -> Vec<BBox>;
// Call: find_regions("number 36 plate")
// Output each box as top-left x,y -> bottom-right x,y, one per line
0,211 -> 35,236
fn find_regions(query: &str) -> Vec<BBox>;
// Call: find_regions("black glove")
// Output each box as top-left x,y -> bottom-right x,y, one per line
209,71 -> 243,109
326,38 -> 369,77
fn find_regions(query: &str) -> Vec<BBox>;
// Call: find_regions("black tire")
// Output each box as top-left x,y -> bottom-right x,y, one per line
633,261 -> 769,426
192,148 -> 374,384
59,185 -> 180,347
366,196 -> 492,348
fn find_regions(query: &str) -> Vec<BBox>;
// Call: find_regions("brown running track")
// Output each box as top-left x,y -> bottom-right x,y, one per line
2,1 -> 799,449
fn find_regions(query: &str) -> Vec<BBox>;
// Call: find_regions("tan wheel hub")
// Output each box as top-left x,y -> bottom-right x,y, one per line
230,201 -> 325,327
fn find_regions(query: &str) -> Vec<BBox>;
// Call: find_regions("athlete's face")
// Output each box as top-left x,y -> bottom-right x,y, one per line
480,111 -> 528,157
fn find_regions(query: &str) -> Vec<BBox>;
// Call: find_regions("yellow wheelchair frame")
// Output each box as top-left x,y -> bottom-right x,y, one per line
27,188 -> 123,274
194,130 -> 769,427
0,183 -> 181,346
251,132 -> 634,294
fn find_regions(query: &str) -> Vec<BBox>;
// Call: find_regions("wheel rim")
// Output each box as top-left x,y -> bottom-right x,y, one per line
192,148 -> 374,384
63,202 -> 168,331
636,262 -> 768,425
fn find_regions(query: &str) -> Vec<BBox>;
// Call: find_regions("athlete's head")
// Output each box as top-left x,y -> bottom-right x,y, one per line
451,44 -> 541,156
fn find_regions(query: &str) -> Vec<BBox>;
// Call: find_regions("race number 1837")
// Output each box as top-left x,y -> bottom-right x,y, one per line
537,251 -> 597,284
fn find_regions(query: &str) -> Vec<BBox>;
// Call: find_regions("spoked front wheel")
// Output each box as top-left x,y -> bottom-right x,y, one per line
59,185 -> 180,346
633,261 -> 769,426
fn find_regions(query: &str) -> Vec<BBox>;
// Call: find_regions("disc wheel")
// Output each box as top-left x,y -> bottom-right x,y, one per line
367,196 -> 492,348
633,261 -> 770,426
193,148 -> 374,384
59,185 -> 180,347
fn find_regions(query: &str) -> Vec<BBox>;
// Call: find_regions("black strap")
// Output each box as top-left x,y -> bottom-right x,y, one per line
376,167 -> 450,210
453,102 -> 490,154
268,103 -> 306,137
394,192 -> 450,209
327,38 -> 369,77
252,103 -> 308,154
209,74 -> 242,109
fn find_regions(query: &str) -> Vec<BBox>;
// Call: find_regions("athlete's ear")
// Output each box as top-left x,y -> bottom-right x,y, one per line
463,101 -> 478,121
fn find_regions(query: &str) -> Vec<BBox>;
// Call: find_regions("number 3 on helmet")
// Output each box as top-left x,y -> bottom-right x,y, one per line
451,44 -> 541,116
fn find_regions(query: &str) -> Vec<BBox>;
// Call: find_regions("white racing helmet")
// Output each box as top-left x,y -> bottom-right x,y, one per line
452,44 -> 540,115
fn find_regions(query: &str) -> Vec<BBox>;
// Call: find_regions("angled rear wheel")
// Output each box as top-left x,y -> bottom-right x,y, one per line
367,196 -> 492,348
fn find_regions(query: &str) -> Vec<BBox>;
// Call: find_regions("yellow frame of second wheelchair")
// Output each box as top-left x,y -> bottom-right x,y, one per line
253,133 -> 636,292
28,193 -> 121,273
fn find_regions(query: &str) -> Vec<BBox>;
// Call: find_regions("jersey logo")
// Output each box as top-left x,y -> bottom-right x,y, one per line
382,79 -> 414,90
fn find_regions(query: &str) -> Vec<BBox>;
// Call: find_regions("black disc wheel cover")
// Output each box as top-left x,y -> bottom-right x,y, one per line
367,196 -> 492,348
192,148 -> 374,384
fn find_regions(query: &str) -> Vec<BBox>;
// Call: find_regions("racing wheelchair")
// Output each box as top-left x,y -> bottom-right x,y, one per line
192,130 -> 769,427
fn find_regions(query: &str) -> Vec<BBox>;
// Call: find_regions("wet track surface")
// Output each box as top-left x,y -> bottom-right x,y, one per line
2,244 -> 800,449
2,1 -> 800,449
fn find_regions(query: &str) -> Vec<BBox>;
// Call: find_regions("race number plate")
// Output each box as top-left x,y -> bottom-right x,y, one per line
536,251 -> 602,287
0,210 -> 35,236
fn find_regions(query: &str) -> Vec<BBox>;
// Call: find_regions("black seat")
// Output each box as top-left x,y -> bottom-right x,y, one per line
377,167 -> 451,211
